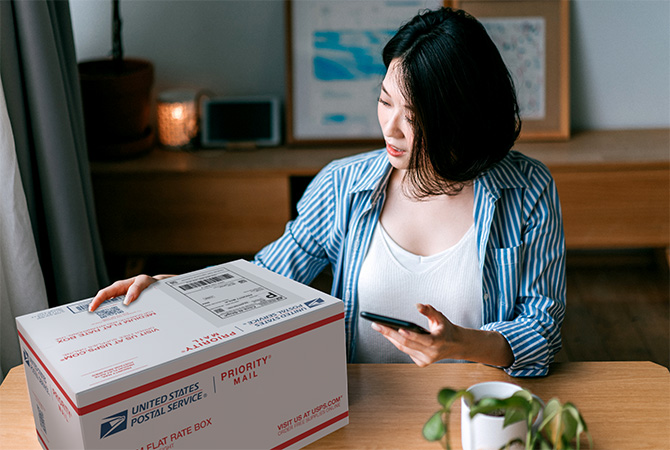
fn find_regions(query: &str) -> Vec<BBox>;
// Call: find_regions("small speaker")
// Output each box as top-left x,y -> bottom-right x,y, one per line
200,96 -> 280,148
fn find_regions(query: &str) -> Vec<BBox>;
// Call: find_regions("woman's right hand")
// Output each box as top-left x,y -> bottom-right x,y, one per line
88,274 -> 175,312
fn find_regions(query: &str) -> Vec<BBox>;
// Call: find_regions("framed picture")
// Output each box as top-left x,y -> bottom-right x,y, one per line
285,0 -> 443,145
452,0 -> 571,141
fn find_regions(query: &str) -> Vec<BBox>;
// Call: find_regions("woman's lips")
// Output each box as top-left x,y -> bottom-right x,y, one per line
386,143 -> 405,157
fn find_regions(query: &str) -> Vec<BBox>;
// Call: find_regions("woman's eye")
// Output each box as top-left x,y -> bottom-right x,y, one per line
377,97 -> 390,107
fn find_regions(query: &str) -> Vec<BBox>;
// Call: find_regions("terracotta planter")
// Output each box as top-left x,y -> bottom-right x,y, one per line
79,58 -> 154,160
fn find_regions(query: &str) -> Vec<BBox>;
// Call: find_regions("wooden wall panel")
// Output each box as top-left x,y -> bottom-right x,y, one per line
93,174 -> 290,255
554,169 -> 669,248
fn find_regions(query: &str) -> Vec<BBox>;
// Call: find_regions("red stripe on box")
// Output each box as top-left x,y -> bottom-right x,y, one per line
271,412 -> 349,450
18,332 -> 78,414
36,429 -> 49,450
19,312 -> 344,416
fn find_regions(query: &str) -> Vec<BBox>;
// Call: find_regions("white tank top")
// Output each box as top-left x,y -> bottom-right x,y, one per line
354,222 -> 482,363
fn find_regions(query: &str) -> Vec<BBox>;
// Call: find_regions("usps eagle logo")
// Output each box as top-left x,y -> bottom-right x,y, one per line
304,298 -> 325,308
100,410 -> 127,439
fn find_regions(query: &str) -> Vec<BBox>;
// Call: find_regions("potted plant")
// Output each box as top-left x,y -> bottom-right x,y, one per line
423,386 -> 592,450
78,0 -> 154,160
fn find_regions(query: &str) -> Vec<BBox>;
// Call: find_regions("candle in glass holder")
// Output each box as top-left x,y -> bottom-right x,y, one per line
157,89 -> 198,148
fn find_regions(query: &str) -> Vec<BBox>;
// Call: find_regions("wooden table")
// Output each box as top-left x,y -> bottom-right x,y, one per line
1,362 -> 668,449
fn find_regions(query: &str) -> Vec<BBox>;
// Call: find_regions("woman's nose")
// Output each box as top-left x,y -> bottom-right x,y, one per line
382,109 -> 404,139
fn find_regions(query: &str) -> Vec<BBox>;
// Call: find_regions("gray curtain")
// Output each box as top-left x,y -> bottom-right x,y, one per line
0,0 -> 109,381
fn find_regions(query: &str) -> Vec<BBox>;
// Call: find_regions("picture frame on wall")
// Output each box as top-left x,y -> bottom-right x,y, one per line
286,0 -> 569,144
453,0 -> 571,141
285,0 -> 443,145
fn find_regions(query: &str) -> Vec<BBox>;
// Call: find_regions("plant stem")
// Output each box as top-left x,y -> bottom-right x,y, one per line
443,412 -> 451,450
112,0 -> 123,67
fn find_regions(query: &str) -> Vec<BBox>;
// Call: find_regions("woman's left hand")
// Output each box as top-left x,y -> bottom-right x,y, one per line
371,303 -> 461,367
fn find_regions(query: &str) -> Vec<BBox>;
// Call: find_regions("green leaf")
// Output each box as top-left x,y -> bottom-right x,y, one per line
438,388 -> 471,411
561,407 -> 579,441
437,388 -> 459,407
503,407 -> 526,428
561,434 -> 573,450
565,403 -> 588,432
470,396 -> 530,421
529,397 -> 543,426
564,403 -> 593,450
502,395 -> 532,412
423,411 -> 446,441
538,398 -> 561,431
512,389 -> 534,403
469,397 -> 506,417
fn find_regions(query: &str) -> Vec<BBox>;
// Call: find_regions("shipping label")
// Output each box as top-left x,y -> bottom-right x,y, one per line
163,266 -> 307,326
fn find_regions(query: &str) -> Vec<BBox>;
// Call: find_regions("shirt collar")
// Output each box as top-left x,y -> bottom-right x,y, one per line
349,149 -> 393,200
476,151 -> 529,200
349,149 -> 529,202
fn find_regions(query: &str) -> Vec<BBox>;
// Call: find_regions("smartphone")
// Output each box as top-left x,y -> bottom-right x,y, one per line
359,311 -> 430,334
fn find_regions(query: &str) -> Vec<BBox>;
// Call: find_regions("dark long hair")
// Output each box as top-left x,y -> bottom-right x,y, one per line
383,7 -> 521,197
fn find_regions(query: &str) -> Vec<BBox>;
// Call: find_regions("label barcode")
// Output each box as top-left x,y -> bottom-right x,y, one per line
37,405 -> 46,433
178,274 -> 234,291
95,306 -> 123,319
67,296 -> 124,314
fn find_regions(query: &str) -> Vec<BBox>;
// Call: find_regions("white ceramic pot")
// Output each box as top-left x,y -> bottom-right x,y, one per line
461,381 -> 543,450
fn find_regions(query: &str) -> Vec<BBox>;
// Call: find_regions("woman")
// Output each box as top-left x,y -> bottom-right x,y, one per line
90,7 -> 565,377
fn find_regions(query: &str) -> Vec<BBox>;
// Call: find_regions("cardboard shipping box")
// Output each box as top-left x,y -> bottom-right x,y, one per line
16,260 -> 348,450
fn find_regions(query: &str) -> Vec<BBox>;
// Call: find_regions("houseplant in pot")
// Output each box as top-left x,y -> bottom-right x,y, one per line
423,384 -> 592,450
78,0 -> 154,160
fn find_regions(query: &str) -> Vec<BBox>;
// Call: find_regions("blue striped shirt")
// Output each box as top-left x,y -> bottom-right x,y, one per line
254,149 -> 566,377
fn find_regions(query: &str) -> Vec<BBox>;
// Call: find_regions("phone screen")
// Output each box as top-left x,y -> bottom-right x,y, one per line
359,311 -> 429,334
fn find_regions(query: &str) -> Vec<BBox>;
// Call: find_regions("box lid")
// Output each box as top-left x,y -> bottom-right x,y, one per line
16,260 -> 341,407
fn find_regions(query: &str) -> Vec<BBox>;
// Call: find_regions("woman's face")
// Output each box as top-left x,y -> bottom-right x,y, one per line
377,59 -> 415,171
